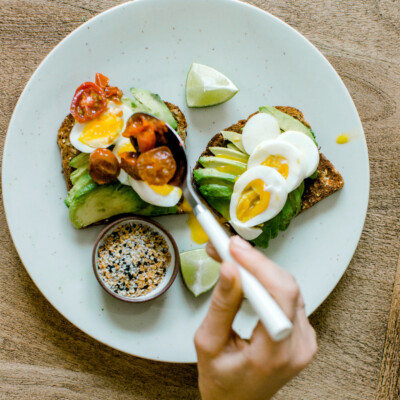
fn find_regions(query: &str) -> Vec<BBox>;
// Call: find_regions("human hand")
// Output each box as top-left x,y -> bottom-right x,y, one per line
194,236 -> 317,400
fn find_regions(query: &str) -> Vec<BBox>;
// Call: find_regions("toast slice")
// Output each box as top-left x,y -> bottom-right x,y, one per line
193,106 -> 344,239
57,101 -> 188,226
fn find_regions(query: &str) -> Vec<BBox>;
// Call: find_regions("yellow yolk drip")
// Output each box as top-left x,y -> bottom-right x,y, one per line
217,165 -> 244,175
336,134 -> 349,144
117,141 -> 136,156
149,184 -> 177,195
187,213 -> 209,244
236,179 -> 271,223
262,155 -> 289,179
80,111 -> 124,146
180,198 -> 193,213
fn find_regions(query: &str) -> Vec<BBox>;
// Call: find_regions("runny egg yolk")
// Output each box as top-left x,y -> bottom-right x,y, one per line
236,179 -> 271,223
117,141 -> 136,156
187,213 -> 209,244
262,155 -> 289,179
79,110 -> 124,146
149,184 -> 176,195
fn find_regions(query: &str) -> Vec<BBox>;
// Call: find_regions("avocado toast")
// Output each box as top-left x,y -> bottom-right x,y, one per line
58,74 -> 188,229
193,106 -> 344,248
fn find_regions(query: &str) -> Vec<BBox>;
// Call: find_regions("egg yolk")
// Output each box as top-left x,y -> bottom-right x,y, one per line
117,141 -> 136,156
236,179 -> 271,223
262,155 -> 289,179
336,134 -> 349,144
187,212 -> 209,244
79,110 -> 124,146
149,184 -> 177,196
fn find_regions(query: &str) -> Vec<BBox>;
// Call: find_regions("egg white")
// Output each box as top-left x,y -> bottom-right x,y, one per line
230,166 -> 288,228
70,101 -> 132,153
128,177 -> 182,207
112,136 -> 136,185
248,140 -> 306,192
277,130 -> 319,178
229,220 -> 262,240
241,113 -> 280,154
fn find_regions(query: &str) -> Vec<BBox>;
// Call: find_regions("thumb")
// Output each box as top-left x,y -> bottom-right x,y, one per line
195,261 -> 242,355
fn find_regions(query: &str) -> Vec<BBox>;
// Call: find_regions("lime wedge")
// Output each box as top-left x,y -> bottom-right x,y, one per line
180,248 -> 221,296
185,63 -> 239,107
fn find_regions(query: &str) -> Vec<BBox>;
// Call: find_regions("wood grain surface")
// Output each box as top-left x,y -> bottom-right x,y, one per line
1,0 -> 399,399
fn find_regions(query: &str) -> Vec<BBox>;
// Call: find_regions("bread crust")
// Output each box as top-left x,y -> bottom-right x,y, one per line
193,107 -> 344,232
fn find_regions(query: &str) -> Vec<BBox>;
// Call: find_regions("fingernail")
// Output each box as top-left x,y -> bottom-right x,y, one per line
231,235 -> 252,250
219,263 -> 233,291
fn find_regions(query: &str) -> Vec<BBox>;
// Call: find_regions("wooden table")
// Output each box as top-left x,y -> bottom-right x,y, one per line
1,1 -> 399,398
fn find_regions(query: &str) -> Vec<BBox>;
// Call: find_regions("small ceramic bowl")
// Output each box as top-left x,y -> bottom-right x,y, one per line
92,216 -> 180,303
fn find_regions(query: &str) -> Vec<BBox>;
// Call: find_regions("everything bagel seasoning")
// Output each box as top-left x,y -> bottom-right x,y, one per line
97,223 -> 171,298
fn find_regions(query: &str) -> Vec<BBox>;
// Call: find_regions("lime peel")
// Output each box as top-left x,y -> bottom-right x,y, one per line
180,248 -> 221,296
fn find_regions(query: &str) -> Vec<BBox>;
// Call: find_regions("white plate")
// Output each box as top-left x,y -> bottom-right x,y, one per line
2,0 -> 369,363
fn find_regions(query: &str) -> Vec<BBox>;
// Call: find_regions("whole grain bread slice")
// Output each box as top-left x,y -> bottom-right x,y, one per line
57,102 -> 188,215
193,106 -> 344,233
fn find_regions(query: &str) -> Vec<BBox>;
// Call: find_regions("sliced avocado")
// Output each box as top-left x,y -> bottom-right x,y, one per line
259,106 -> 317,145
70,162 -> 90,185
65,171 -> 95,207
221,131 -> 246,153
227,142 -> 244,153
208,146 -> 249,163
130,88 -> 178,130
136,204 -> 178,216
121,96 -> 152,114
193,168 -> 237,187
69,182 -> 147,229
199,184 -> 233,200
204,197 -> 230,220
69,153 -> 89,169
198,156 -> 247,176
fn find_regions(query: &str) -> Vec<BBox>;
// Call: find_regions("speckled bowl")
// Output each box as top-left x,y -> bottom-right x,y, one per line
92,216 -> 180,303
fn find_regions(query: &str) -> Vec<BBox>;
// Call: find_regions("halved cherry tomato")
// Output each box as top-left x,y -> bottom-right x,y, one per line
123,115 -> 168,153
95,72 -> 123,104
70,82 -> 107,123
120,152 -> 141,180
137,146 -> 177,185
89,148 -> 120,184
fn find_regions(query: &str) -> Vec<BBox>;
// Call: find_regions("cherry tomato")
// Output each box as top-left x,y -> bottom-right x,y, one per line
95,73 -> 123,103
89,148 -> 121,184
137,146 -> 177,185
123,115 -> 168,153
120,152 -> 141,180
70,82 -> 107,123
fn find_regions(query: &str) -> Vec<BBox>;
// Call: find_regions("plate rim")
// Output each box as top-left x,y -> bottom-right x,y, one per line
2,0 -> 370,363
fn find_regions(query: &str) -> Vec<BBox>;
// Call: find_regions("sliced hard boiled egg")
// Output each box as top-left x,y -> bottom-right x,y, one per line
230,166 -> 288,228
241,113 -> 280,154
128,177 -> 182,207
277,130 -> 319,178
229,220 -> 262,240
112,137 -> 136,185
70,101 -> 132,153
248,140 -> 305,192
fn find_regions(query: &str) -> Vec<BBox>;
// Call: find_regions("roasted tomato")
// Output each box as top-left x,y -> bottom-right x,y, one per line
70,82 -> 107,123
89,148 -> 121,184
123,115 -> 168,153
95,73 -> 123,103
137,146 -> 177,185
120,152 -> 141,180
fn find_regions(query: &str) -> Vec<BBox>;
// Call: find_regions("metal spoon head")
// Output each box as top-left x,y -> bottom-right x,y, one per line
128,112 -> 188,187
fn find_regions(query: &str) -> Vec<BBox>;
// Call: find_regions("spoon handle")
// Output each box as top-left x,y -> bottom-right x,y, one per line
194,204 -> 293,341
